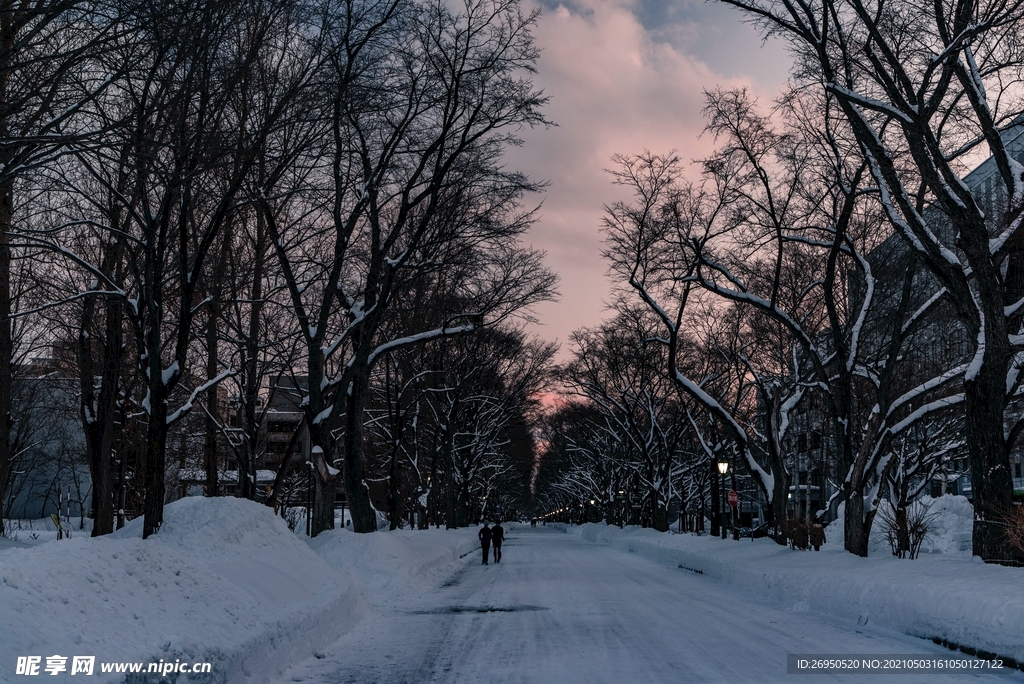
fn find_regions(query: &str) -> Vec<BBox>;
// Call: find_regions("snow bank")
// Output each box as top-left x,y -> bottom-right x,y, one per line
309,525 -> 480,593
826,495 -> 974,557
1,497 -> 356,683
2,500 -> 493,683
554,522 -> 1024,664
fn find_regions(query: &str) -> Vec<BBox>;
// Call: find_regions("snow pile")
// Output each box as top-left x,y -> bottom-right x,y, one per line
0,497 -> 356,683
2,499 -> 492,683
554,522 -> 1024,663
310,525 -> 480,594
826,495 -> 974,556
917,495 -> 974,555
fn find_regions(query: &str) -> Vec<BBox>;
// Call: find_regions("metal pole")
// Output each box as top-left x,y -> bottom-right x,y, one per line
720,475 -> 726,539
305,465 -> 312,537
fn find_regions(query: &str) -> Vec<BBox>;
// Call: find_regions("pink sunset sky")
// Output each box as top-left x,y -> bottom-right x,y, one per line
508,0 -> 792,359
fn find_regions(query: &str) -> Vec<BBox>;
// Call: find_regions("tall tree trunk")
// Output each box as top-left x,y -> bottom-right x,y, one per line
334,367 -> 374,533
241,215 -> 265,500
0,179 -> 11,537
387,443 -> 401,530
444,427 -> 456,529
764,392 -> 788,542
204,298 -> 221,497
843,488 -> 868,557
205,235 -> 230,498
311,471 -> 335,534
142,385 -> 169,538
966,361 -> 1016,560
80,292 -> 122,537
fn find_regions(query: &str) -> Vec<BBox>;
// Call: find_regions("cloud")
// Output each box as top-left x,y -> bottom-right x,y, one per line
506,0 -> 791,358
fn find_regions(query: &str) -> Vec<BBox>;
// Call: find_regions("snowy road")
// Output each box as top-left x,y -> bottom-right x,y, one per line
275,527 -> 1023,684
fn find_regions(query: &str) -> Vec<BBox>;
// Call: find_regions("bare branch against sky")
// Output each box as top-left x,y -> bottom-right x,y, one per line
509,0 -> 790,356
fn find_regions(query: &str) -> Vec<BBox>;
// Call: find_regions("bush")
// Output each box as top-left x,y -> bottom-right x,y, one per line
878,500 -> 937,559
1005,504 -> 1024,560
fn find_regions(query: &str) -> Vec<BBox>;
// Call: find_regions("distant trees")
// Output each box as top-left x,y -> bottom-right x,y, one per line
364,326 -> 554,530
560,311 -> 691,531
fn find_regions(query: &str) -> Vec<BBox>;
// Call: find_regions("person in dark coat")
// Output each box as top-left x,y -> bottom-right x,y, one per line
478,522 -> 492,565
792,519 -> 809,550
810,523 -> 826,551
491,522 -> 505,563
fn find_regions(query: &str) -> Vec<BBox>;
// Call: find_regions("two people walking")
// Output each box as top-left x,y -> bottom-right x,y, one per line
478,522 -> 504,565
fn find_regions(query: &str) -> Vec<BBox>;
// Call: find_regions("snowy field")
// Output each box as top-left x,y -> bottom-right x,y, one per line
3,498 -> 1022,682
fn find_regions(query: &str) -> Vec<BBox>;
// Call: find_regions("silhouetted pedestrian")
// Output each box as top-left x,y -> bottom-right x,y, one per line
790,517 -> 809,550
479,522 -> 492,565
492,523 -> 505,563
810,523 -> 826,551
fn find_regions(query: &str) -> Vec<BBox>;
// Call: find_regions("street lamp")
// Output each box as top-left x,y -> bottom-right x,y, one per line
717,458 -> 729,540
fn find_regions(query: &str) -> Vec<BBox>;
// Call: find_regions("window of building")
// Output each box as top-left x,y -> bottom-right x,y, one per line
810,432 -> 822,450
797,434 -> 807,453
1016,462 -> 1022,479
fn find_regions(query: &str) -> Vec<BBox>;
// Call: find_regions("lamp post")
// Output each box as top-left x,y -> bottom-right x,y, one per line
717,458 -> 729,540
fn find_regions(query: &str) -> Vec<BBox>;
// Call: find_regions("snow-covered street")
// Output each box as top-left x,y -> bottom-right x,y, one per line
276,527 -> 1020,684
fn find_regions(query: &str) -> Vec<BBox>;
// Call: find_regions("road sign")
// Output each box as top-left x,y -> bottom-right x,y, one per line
727,490 -> 739,508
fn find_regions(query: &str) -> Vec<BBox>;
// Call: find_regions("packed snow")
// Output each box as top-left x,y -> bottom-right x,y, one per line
555,521 -> 1024,666
1,498 -> 356,683
274,526 -> 1022,683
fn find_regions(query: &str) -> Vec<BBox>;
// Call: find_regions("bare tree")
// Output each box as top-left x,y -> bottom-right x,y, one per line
0,0 -> 122,535
46,0 -> 320,537
260,0 -> 553,535
604,91 -> 965,555
719,0 -> 1024,560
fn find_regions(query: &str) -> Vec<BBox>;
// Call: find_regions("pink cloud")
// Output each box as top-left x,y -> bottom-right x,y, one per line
507,0 -> 790,358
